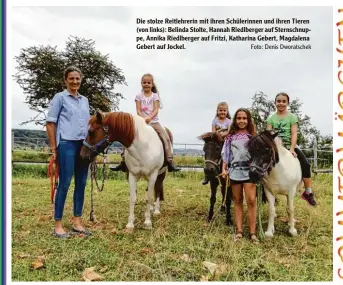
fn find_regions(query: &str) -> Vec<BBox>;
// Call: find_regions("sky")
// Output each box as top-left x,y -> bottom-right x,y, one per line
10,6 -> 333,145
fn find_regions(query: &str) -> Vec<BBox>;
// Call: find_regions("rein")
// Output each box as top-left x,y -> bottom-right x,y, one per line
207,173 -> 230,232
257,183 -> 265,241
217,174 -> 230,207
89,153 -> 108,222
85,125 -> 111,222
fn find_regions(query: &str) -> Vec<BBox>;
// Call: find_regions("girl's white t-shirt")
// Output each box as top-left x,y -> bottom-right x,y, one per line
135,92 -> 160,123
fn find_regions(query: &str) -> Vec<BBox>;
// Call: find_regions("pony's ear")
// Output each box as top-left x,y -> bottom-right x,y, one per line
96,110 -> 104,124
268,130 -> 279,139
272,131 -> 279,139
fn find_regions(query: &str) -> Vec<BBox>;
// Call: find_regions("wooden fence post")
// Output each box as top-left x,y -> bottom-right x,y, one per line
313,136 -> 318,170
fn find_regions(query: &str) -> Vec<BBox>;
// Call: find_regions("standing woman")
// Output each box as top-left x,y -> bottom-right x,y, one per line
46,66 -> 91,238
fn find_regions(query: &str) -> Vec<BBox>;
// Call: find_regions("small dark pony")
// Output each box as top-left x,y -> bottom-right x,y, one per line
199,132 -> 233,226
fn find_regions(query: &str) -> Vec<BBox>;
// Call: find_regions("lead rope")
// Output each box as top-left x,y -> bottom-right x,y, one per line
257,183 -> 265,241
218,174 -> 230,207
208,174 -> 230,232
89,155 -> 107,221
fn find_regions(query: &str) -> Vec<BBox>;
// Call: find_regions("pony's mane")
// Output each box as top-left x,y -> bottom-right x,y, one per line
247,130 -> 277,154
95,112 -> 135,148
273,137 -> 284,148
198,132 -> 224,143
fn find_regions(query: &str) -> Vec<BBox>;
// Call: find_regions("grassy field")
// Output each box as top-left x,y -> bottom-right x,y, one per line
12,169 -> 332,282
12,149 -> 333,170
12,150 -> 205,167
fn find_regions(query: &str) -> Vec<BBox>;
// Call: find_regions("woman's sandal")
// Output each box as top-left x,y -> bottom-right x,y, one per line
52,230 -> 70,239
249,233 -> 260,244
234,231 -> 243,242
72,227 -> 92,237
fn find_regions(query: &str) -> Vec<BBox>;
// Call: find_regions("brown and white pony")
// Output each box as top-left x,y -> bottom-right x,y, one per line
80,111 -> 172,231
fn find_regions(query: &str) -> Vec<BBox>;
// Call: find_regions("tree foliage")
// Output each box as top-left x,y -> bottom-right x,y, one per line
250,91 -> 320,147
14,36 -> 127,125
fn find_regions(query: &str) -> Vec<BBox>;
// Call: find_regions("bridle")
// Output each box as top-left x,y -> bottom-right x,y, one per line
83,125 -> 112,158
204,141 -> 223,172
205,158 -> 222,169
250,148 -> 277,177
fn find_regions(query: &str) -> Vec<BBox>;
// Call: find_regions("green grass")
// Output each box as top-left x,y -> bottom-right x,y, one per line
12,172 -> 332,281
12,150 -> 205,166
12,149 -> 333,170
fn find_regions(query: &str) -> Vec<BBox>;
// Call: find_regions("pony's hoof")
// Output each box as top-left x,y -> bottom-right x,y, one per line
265,231 -> 274,238
153,210 -> 161,216
289,228 -> 297,237
143,222 -> 152,230
226,219 -> 233,227
125,225 -> 134,233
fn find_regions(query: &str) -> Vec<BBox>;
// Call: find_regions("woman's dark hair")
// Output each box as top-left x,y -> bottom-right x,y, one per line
64,66 -> 83,80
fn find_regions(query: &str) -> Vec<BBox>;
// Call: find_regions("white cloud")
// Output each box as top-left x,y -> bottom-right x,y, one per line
10,6 -> 332,143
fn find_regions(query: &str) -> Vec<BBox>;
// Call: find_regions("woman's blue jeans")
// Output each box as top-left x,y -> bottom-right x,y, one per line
54,139 -> 89,220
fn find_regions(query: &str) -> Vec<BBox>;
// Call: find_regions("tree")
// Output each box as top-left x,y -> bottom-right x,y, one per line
250,91 -> 320,147
14,36 -> 127,126
250,91 -> 275,132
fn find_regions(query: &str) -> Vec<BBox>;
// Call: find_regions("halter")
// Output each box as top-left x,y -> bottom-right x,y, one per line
204,136 -> 223,169
83,125 -> 112,158
205,158 -> 222,168
250,148 -> 277,176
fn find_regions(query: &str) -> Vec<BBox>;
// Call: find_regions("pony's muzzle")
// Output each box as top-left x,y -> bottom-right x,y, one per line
204,167 -> 215,174
204,166 -> 218,179
80,146 -> 90,160
249,168 -> 261,183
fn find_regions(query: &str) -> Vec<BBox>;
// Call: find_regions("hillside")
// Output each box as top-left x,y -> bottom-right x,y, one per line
12,129 -> 204,156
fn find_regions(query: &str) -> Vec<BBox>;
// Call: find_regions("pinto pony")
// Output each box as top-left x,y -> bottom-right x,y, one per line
247,130 -> 302,238
199,132 -> 233,226
80,111 -> 172,231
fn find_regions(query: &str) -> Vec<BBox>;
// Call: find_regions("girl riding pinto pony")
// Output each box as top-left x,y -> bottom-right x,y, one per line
111,73 -> 180,172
